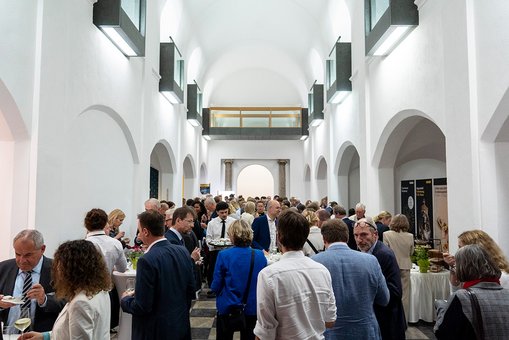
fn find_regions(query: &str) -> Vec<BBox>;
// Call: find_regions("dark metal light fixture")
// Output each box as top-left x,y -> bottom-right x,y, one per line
365,0 -> 419,56
159,39 -> 184,104
93,0 -> 146,57
187,80 -> 203,127
308,82 -> 324,127
326,40 -> 352,104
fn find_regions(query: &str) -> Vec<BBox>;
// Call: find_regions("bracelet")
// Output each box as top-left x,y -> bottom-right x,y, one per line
43,332 -> 51,340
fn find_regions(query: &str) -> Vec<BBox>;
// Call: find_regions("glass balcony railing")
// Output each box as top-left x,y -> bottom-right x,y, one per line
210,107 -> 302,128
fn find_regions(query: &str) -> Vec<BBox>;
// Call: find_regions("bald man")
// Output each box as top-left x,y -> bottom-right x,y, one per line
252,200 -> 281,251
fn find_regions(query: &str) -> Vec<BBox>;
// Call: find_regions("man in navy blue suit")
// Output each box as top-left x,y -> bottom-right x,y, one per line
354,218 -> 406,340
251,200 -> 281,251
165,207 -> 200,261
121,210 -> 195,340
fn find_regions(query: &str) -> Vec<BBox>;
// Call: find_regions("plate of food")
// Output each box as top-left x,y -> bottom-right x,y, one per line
1,296 -> 24,304
209,238 -> 233,247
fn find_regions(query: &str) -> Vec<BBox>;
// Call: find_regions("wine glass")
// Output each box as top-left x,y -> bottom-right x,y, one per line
125,278 -> 135,294
14,311 -> 31,339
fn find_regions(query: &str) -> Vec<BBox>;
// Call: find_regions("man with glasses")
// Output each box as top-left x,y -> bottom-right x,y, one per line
354,219 -> 406,339
165,207 -> 200,262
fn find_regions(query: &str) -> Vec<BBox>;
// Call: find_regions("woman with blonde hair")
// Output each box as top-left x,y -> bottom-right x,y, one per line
374,211 -> 392,242
107,209 -> 126,241
302,209 -> 323,256
211,220 -> 267,340
241,201 -> 256,226
383,214 -> 414,321
444,229 -> 509,289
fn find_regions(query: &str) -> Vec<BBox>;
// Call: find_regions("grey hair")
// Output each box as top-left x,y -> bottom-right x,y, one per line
145,198 -> 160,209
13,229 -> 45,249
355,203 -> 366,211
204,196 -> 215,208
455,244 -> 501,282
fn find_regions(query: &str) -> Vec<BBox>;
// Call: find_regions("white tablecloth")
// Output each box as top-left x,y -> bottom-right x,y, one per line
408,269 -> 451,323
112,270 -> 136,340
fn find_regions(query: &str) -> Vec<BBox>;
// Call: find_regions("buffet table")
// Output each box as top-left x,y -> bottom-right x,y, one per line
112,270 -> 136,340
408,269 -> 451,323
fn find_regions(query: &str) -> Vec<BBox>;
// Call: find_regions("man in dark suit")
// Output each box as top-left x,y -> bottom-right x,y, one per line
333,205 -> 357,250
0,230 -> 64,333
354,219 -> 407,340
252,200 -> 281,251
121,210 -> 195,340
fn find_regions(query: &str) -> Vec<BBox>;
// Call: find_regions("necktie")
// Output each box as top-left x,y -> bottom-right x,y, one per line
220,220 -> 226,238
21,271 -> 33,318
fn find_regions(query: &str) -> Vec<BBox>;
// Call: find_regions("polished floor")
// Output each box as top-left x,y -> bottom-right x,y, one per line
189,289 -> 437,340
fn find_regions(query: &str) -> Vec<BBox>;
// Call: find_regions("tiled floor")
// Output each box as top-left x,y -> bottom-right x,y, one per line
112,289 -> 437,339
189,289 -> 437,340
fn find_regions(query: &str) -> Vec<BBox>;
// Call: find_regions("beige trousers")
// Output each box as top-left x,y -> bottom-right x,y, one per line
401,269 -> 410,322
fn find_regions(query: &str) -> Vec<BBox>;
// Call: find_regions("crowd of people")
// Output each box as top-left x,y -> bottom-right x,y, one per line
1,194 -> 509,339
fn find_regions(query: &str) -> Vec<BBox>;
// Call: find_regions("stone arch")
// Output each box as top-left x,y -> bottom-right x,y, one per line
183,154 -> 196,199
150,140 -> 176,200
236,164 -> 275,198
304,164 -> 311,200
315,156 -> 328,201
479,86 -> 509,251
199,162 -> 208,185
0,80 -> 30,259
80,104 -> 139,164
334,141 -> 360,209
374,110 -> 446,245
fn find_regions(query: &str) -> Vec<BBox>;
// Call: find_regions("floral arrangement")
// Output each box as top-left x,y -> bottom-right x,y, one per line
124,246 -> 144,270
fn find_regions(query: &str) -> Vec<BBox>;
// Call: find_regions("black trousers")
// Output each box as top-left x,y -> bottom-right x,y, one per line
207,250 -> 219,287
216,314 -> 257,340
109,287 -> 120,329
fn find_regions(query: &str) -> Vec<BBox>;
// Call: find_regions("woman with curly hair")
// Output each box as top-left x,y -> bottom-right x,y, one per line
22,240 -> 112,339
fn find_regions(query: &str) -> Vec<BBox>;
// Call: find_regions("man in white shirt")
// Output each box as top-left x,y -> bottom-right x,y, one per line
254,210 -> 337,340
205,201 -> 235,297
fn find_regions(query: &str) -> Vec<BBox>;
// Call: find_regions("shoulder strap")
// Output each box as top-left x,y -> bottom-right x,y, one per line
306,239 -> 319,254
466,288 -> 485,340
242,249 -> 255,305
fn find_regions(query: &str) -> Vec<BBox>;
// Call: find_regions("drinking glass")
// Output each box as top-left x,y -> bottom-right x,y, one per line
126,278 -> 136,294
14,310 -> 31,340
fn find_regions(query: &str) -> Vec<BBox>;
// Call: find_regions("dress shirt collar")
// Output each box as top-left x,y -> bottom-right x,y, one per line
366,241 -> 377,254
281,250 -> 305,259
146,237 -> 167,253
170,227 -> 183,241
18,255 -> 43,275
327,242 -> 347,249
86,230 -> 106,237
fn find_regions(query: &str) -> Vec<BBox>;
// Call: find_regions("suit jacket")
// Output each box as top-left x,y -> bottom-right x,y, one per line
313,243 -> 389,339
342,217 -> 358,250
165,229 -> 184,246
0,256 -> 64,332
51,290 -> 110,339
121,239 -> 195,340
371,241 -> 406,340
251,215 -> 271,251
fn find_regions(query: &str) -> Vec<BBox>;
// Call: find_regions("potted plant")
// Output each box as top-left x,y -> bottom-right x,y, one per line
412,245 -> 430,273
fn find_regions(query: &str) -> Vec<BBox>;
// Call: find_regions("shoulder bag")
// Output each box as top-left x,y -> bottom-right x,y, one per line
221,249 -> 255,332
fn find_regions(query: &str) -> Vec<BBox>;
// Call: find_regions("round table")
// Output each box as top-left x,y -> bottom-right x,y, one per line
408,269 -> 451,323
113,270 -> 136,340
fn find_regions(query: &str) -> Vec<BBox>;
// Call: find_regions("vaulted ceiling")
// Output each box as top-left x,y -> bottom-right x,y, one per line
161,0 -> 351,106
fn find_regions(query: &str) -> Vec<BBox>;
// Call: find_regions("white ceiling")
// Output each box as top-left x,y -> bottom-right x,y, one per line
163,0 -> 351,106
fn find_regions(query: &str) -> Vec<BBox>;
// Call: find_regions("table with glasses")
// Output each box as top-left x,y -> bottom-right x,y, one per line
112,269 -> 136,340
408,269 -> 451,323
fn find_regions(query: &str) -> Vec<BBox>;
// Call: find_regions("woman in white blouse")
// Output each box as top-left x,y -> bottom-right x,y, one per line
22,240 -> 112,340
240,201 -> 256,226
383,214 -> 414,322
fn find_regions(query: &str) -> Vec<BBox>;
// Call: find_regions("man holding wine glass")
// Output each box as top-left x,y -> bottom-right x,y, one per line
0,230 -> 64,335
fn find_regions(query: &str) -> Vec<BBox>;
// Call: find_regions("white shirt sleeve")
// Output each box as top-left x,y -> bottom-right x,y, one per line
254,270 -> 278,339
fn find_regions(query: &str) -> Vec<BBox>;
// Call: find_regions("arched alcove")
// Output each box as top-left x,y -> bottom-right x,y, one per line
316,157 -> 328,201
304,164 -> 311,200
375,112 -> 446,246
0,80 -> 30,260
481,86 -> 509,254
199,163 -> 208,185
183,155 -> 196,200
236,165 -> 274,198
150,141 -> 175,201
335,142 -> 360,210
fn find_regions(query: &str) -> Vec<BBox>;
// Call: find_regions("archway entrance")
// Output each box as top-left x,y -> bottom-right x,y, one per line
236,165 -> 274,198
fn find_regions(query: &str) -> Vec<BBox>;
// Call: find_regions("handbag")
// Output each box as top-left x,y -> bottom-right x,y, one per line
221,249 -> 255,332
466,288 -> 485,340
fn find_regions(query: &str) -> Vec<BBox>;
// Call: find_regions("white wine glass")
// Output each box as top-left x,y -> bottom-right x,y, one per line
125,278 -> 135,294
14,313 -> 31,339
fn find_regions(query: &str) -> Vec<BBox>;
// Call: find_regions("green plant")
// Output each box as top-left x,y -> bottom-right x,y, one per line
417,258 -> 430,272
411,245 -> 429,264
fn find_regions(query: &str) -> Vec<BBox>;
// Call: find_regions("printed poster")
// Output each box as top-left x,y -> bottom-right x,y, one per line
433,178 -> 448,252
416,179 -> 433,242
200,183 -> 211,195
401,180 -> 416,236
